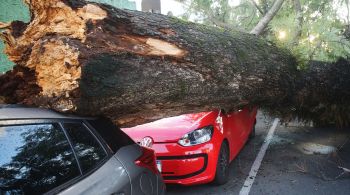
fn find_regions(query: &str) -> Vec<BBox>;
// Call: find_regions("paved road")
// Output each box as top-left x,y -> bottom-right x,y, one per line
166,112 -> 350,195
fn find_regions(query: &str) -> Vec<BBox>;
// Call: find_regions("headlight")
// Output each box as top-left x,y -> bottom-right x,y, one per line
178,125 -> 214,146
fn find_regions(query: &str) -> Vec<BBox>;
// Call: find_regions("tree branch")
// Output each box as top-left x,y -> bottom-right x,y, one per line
250,0 -> 264,15
250,0 -> 285,35
292,0 -> 303,44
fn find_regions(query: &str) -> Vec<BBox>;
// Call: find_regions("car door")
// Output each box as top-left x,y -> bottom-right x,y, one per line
238,106 -> 257,142
0,122 -> 81,194
59,122 -> 131,195
221,109 -> 243,159
224,108 -> 250,159
238,107 -> 253,141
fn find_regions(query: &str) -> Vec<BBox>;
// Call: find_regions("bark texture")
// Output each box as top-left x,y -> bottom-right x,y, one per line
0,0 -> 349,127
291,59 -> 350,126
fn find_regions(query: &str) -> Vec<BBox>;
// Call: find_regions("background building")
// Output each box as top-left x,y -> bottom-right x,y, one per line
93,0 -> 136,10
141,0 -> 161,13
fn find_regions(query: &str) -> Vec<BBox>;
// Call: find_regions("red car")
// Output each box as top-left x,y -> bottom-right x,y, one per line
122,107 -> 257,186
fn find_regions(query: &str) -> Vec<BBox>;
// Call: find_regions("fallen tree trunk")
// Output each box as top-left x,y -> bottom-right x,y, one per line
290,59 -> 350,126
0,0 -> 349,127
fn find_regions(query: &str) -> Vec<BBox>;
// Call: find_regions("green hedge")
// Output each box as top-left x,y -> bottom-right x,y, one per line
0,0 -> 30,73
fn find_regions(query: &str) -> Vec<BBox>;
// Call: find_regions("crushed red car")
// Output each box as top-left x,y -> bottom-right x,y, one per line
122,107 -> 257,185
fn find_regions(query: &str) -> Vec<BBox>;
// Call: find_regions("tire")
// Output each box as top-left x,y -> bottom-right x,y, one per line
213,141 -> 230,185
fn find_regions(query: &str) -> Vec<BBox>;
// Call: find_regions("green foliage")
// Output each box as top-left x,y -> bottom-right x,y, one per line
269,0 -> 350,63
178,0 -> 350,63
0,42 -> 15,73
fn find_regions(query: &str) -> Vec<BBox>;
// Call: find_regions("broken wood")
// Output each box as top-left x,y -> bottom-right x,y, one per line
0,0 -> 349,127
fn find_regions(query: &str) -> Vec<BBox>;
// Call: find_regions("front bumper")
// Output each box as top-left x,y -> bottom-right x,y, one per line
152,132 -> 223,185
158,153 -> 208,180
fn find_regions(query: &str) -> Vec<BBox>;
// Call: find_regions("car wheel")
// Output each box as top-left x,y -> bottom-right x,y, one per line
213,141 -> 230,185
249,120 -> 256,139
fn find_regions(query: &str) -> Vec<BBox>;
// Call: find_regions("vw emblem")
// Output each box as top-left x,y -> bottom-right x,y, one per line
140,136 -> 154,148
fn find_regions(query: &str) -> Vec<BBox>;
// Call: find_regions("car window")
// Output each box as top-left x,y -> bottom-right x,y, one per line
62,123 -> 107,173
0,124 -> 80,194
88,117 -> 134,153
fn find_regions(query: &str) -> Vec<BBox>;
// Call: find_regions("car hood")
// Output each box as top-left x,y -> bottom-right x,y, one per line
122,111 -> 217,143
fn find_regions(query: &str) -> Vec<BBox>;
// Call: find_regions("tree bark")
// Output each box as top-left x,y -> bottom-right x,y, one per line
290,59 -> 350,126
0,0 -> 350,127
0,0 -> 297,126
250,0 -> 285,35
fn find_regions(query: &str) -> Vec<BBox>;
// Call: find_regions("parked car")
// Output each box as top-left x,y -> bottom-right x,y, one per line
0,105 -> 165,195
122,107 -> 257,185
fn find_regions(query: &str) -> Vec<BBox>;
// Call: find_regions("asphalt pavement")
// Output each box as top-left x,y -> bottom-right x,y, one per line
166,112 -> 350,195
